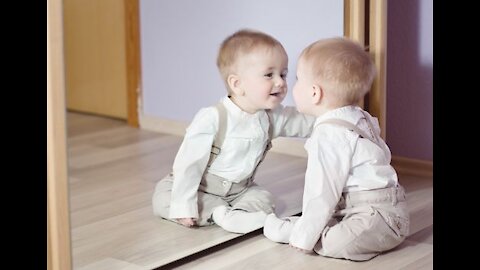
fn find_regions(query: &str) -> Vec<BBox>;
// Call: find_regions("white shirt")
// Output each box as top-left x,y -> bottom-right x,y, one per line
169,96 -> 316,219
288,105 -> 398,250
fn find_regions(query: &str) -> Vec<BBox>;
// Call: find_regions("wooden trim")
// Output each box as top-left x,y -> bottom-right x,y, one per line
140,114 -> 189,137
125,0 -> 141,127
368,0 -> 388,139
344,0 -> 351,37
392,156 -> 433,178
140,115 -> 309,157
47,198 -> 52,270
344,0 -> 366,108
270,137 -> 307,158
47,0 -> 72,269
344,0 -> 365,45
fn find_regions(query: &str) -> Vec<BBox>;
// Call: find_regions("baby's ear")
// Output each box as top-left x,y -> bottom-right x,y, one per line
227,74 -> 243,96
312,84 -> 323,104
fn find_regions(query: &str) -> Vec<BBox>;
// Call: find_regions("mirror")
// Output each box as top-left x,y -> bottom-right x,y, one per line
49,1 -> 374,269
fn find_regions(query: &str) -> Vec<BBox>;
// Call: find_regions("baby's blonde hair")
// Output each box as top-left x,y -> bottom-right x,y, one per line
217,29 -> 286,93
300,37 -> 376,105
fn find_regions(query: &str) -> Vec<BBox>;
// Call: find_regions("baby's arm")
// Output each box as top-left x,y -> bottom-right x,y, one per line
268,105 -> 316,138
169,107 -> 217,224
288,133 -> 352,251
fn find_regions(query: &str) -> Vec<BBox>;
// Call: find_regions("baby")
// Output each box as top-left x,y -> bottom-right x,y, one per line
264,37 -> 409,261
152,29 -> 315,234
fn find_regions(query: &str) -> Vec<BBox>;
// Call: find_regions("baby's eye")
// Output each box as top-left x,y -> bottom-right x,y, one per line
264,73 -> 273,78
281,73 -> 288,79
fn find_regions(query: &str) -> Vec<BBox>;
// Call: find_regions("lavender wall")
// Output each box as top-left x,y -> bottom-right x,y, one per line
387,0 -> 433,161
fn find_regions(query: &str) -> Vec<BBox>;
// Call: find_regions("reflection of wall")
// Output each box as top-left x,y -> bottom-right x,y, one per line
139,0 -> 343,122
387,0 -> 433,161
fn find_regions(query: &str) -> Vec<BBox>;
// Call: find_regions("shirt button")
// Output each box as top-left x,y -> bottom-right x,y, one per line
222,181 -> 228,187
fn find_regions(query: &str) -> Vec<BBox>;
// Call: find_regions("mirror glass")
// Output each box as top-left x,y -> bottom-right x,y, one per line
65,1 -> 343,268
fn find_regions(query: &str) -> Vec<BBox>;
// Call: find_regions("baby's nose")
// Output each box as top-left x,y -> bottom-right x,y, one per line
275,78 -> 286,88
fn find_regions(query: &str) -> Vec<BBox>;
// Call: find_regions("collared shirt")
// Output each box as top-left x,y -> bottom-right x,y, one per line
288,105 -> 398,250
169,96 -> 316,219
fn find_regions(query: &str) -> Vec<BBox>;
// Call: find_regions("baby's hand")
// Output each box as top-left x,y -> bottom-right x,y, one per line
176,218 -> 196,227
289,244 -> 313,254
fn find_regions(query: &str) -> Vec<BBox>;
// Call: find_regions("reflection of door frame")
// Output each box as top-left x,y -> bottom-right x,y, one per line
125,0 -> 140,127
64,0 -> 140,126
47,2 -> 386,269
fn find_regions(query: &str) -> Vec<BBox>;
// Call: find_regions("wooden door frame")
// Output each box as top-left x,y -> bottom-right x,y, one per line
46,2 -> 141,268
368,0 -> 388,138
125,0 -> 141,127
344,0 -> 387,138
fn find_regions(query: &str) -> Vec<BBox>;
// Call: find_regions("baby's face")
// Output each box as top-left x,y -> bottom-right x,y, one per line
234,47 -> 288,112
292,57 -> 315,114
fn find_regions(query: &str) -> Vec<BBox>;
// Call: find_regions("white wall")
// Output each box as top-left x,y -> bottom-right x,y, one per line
139,0 -> 343,122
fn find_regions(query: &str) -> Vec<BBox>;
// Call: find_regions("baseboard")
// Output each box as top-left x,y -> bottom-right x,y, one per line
391,156 -> 432,178
270,137 -> 308,157
139,115 -> 432,177
273,142 -> 433,178
139,114 -> 308,157
139,114 -> 189,136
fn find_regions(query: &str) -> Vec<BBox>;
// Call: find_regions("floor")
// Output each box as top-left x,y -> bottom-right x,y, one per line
66,112 -> 433,270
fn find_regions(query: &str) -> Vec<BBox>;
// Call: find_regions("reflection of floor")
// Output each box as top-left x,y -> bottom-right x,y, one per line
68,112 -> 432,270
67,112 -> 307,269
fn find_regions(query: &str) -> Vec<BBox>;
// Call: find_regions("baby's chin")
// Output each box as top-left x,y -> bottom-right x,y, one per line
266,100 -> 284,110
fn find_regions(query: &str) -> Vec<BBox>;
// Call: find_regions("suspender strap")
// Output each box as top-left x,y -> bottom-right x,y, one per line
359,110 -> 380,144
206,102 -> 227,167
265,110 -> 274,151
207,103 -> 273,168
211,102 -> 227,154
245,110 -> 273,184
317,116 -> 380,147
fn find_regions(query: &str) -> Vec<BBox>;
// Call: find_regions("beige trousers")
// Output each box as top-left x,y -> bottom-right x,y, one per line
314,185 -> 409,261
152,172 -> 275,226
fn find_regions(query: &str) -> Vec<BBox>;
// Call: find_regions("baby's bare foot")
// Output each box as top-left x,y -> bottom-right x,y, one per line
177,218 -> 196,227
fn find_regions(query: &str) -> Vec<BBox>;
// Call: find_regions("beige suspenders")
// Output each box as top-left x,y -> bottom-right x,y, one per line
250,111 -> 273,179
264,111 -> 274,151
206,102 -> 273,168
317,111 -> 381,147
210,102 -> 228,156
206,103 -> 226,167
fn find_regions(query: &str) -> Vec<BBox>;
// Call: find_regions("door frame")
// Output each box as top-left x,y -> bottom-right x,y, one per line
125,0 -> 140,127
345,0 -> 388,138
